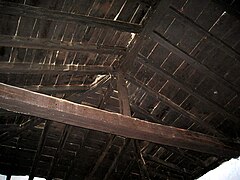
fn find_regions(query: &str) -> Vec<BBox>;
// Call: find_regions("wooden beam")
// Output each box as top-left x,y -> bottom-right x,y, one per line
134,140 -> 151,180
85,80 -> 115,180
137,54 -> 240,124
117,72 -> 131,116
126,74 -> 224,137
67,75 -> 111,103
0,82 -> 239,157
47,125 -> 72,180
103,139 -> 131,180
169,6 -> 240,61
144,154 -> 190,175
64,129 -> 90,180
102,72 -> 132,180
0,62 -> 113,75
120,0 -> 172,71
0,2 -> 142,33
0,109 -> 17,116
0,118 -> 41,143
85,135 -> 116,180
150,31 -> 239,93
24,84 -> 90,93
0,35 -> 126,55
29,121 -> 50,180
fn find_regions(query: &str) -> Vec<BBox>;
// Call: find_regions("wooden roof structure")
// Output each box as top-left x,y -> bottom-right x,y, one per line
0,0 -> 240,179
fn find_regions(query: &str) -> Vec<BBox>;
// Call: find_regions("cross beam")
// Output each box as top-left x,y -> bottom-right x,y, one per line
0,2 -> 142,33
0,82 -> 239,157
0,62 -> 113,75
0,35 -> 126,55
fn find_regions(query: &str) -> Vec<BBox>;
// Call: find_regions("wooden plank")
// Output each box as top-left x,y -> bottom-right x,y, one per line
169,6 -> 240,61
126,74 -> 224,138
0,83 -> 239,156
0,35 -> 126,55
150,31 -> 240,94
23,84 -> 90,93
86,73 -> 131,179
0,62 -> 113,75
120,0 -> 173,71
138,54 -> 240,124
29,121 -> 50,180
144,154 -> 190,175
102,72 -> 132,180
117,72 -> 131,116
0,2 -> 142,33
67,75 -> 111,103
47,125 -> 72,180
0,118 -> 41,143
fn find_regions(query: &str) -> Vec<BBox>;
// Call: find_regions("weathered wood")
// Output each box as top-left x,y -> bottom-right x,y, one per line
0,83 -> 239,157
102,72 -> 132,180
85,135 -> 116,180
150,31 -> 240,93
0,62 -> 113,75
117,72 -> 131,116
47,125 -> 72,180
134,140 -> 151,180
24,84 -> 90,93
67,75 -> 111,103
120,0 -> 172,71
103,139 -> 131,180
169,6 -> 240,61
138,54 -> 240,124
85,79 -> 115,180
0,35 -> 126,55
144,154 -> 190,175
0,2 -> 142,33
29,121 -> 50,180
0,118 -> 41,143
126,74 -> 224,137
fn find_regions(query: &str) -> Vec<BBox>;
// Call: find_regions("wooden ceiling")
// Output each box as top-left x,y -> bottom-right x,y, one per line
0,0 -> 240,179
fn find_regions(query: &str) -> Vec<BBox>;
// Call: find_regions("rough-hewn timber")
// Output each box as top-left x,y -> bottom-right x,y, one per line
0,83 -> 239,157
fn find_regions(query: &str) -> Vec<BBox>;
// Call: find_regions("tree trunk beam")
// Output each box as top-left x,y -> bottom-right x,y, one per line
0,82 -> 239,157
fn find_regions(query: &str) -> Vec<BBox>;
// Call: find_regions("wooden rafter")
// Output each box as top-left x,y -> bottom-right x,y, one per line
22,75 -> 110,94
29,121 -> 50,180
102,72 -> 132,180
137,54 -> 240,124
0,35 -> 126,55
169,6 -> 240,61
0,83 -> 239,156
67,75 -> 111,103
0,62 -> 113,75
47,125 -> 72,180
0,118 -> 41,143
126,74 -> 224,137
0,2 -> 142,33
144,154 -> 190,175
150,31 -> 239,94
120,0 -> 172,71
24,84 -> 90,93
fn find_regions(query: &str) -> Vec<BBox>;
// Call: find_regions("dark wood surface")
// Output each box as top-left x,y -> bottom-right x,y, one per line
0,0 -> 240,179
0,82 -> 239,157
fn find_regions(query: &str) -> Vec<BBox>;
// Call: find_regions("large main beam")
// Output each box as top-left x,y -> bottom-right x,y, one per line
0,35 -> 126,55
0,2 -> 142,33
0,82 -> 239,157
